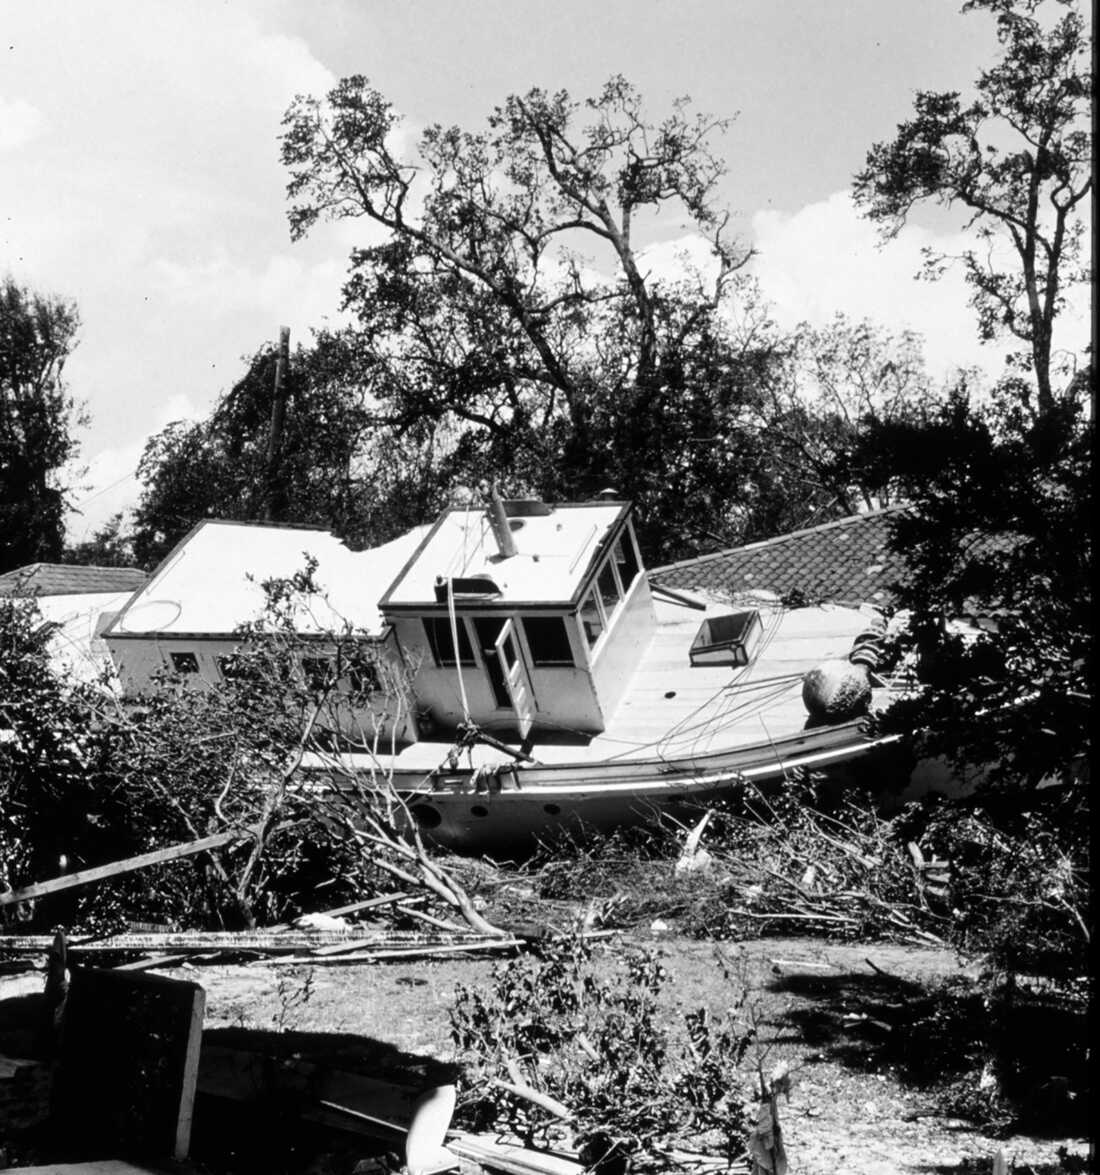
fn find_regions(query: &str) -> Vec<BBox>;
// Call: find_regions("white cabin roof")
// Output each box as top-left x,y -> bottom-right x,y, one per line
107,521 -> 430,639
381,502 -> 628,608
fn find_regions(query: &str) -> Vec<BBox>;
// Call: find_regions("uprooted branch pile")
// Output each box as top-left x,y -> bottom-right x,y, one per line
508,786 -> 953,945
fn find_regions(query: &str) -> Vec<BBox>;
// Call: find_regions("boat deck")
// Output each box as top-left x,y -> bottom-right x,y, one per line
352,594 -> 887,778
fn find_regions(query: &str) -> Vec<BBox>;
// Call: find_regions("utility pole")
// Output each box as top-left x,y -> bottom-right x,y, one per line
264,326 -> 290,521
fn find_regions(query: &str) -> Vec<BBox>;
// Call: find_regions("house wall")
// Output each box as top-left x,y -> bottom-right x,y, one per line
388,611 -> 605,735
587,573 -> 656,720
104,633 -> 416,745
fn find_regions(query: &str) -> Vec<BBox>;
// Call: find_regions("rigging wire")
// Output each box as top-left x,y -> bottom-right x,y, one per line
446,574 -> 471,725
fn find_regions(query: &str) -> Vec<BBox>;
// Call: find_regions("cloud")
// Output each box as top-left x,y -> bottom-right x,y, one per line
0,98 -> 45,151
747,191 -> 1089,382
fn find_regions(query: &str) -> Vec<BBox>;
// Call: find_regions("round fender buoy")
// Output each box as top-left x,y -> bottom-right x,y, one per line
802,658 -> 872,721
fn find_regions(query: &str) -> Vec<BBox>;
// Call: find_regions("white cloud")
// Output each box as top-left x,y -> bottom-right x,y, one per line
747,191 -> 1089,383
0,98 -> 45,151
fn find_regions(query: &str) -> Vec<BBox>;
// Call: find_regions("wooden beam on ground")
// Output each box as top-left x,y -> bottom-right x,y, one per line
0,829 -> 252,908
270,938 -> 523,965
0,929 -> 486,954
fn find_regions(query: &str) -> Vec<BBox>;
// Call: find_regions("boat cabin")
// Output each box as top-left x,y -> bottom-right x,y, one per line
99,498 -> 656,746
379,497 -> 654,739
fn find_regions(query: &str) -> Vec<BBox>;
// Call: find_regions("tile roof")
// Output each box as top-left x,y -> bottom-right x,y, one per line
650,507 -> 909,606
0,563 -> 148,597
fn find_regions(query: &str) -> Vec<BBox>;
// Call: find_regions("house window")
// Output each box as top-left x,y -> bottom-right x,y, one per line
523,616 -> 574,666
170,651 -> 199,674
301,657 -> 334,691
344,659 -> 382,695
579,590 -> 605,648
423,616 -> 476,667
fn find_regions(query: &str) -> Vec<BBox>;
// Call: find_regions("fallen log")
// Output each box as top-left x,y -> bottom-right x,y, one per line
0,828 -> 253,909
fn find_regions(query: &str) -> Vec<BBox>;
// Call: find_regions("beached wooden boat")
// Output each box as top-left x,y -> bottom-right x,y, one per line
105,495 -> 900,853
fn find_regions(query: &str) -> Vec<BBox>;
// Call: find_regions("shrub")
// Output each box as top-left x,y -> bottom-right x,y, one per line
450,931 -> 758,1171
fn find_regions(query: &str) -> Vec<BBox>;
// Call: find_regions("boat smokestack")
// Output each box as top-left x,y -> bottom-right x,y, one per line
486,484 -> 518,559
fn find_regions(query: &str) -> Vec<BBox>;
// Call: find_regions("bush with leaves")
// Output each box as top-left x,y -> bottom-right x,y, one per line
451,931 -> 758,1171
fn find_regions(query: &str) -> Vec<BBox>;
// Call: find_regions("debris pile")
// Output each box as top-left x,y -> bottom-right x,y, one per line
688,798 -> 951,945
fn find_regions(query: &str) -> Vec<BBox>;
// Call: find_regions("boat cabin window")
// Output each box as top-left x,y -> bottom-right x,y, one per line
170,651 -> 199,674
423,616 -> 476,667
522,616 -> 574,666
614,530 -> 641,590
578,525 -> 642,651
579,589 -> 605,647
597,560 -> 621,614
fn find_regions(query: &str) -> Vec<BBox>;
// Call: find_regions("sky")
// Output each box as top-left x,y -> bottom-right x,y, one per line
1,0 -> 1090,541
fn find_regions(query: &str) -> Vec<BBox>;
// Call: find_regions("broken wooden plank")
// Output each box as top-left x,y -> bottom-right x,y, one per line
0,829 -> 251,908
2,1164 -> 193,1175
1,929 -> 467,954
445,1133 -> 584,1175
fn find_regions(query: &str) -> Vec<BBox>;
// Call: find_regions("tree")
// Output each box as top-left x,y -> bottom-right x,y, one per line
754,314 -> 945,517
63,513 -> 139,568
130,333 -> 402,567
0,277 -> 82,572
853,0 -> 1091,413
851,0 -> 1092,792
281,76 -> 788,562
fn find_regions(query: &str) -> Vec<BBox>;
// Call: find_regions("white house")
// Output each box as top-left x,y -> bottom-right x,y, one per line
0,563 -> 148,686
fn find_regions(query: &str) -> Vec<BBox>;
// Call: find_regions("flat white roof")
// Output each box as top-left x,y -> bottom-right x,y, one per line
382,503 -> 627,607
108,521 -> 430,639
32,590 -> 134,684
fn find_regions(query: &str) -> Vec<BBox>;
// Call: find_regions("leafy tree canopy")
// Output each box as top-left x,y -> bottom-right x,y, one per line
852,0 -> 1092,794
280,75 -> 810,562
854,0 -> 1091,412
0,277 -> 82,572
129,333 -> 419,567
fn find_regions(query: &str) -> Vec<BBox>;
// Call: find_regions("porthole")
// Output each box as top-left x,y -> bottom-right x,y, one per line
409,804 -> 442,829
470,804 -> 489,818
543,803 -> 561,816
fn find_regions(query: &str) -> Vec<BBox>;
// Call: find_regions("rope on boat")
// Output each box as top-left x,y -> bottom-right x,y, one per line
447,575 -> 472,725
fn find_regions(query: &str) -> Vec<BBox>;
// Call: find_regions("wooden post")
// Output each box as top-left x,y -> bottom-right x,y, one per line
264,325 -> 291,521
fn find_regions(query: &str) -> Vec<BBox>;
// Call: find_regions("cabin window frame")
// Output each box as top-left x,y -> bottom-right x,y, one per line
422,615 -> 477,668
521,614 -> 575,667
576,522 -> 643,654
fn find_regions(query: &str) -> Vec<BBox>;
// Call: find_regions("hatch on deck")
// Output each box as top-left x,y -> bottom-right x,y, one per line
689,610 -> 763,667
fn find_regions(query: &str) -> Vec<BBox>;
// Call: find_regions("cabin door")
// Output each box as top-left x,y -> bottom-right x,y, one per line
493,619 -> 536,739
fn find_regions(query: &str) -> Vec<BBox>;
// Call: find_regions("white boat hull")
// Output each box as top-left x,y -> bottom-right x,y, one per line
358,719 -> 900,853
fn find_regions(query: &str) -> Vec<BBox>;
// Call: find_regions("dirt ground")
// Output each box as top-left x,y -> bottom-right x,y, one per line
111,933 -> 1091,1175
